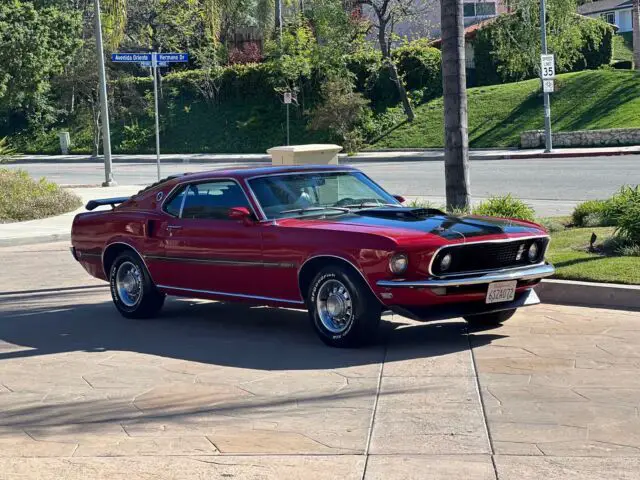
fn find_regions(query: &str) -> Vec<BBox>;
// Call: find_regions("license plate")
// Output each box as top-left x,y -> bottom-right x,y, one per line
486,281 -> 517,304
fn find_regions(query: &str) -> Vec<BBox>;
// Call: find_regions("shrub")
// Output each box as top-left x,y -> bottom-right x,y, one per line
604,185 -> 640,226
472,194 -> 536,222
393,41 -> 442,101
0,137 -> 16,162
572,199 -> 610,227
473,14 -> 614,86
615,201 -> 640,245
538,217 -> 566,233
0,169 -> 82,222
308,77 -> 370,153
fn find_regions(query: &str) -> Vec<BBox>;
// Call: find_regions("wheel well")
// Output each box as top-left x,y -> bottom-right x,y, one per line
298,256 -> 378,301
102,243 -> 142,277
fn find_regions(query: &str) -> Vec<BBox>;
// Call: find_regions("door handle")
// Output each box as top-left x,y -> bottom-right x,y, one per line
167,225 -> 182,231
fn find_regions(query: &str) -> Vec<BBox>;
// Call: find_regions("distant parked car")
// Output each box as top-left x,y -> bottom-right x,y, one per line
71,165 -> 554,347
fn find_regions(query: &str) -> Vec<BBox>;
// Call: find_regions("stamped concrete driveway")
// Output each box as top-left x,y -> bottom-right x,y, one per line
0,242 -> 639,479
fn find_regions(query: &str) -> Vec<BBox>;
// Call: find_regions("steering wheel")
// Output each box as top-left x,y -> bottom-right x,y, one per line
334,197 -> 356,207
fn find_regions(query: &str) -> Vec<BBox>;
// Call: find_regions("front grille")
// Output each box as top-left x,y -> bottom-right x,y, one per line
430,237 -> 549,276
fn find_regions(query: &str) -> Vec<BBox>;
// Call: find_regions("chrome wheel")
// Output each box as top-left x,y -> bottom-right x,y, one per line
316,279 -> 354,334
116,261 -> 143,307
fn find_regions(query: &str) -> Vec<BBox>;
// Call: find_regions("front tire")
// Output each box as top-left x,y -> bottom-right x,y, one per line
109,252 -> 165,319
464,308 -> 517,327
307,266 -> 381,348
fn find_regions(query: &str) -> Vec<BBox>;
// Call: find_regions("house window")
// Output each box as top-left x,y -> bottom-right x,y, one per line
464,3 -> 476,17
476,2 -> 496,16
464,2 -> 496,17
601,12 -> 615,24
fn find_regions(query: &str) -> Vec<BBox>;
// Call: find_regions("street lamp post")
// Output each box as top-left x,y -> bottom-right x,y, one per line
540,0 -> 553,153
94,0 -> 116,186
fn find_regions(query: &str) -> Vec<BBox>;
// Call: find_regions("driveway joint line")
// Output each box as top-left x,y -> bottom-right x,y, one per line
466,326 -> 499,480
360,335 -> 388,480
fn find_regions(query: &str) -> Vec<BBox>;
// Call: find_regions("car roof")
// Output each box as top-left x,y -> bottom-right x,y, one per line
172,164 -> 359,184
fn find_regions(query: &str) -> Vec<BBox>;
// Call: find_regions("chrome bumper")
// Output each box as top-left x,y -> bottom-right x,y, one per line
377,263 -> 555,288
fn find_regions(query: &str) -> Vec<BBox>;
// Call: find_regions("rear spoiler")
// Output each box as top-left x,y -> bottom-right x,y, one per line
85,197 -> 130,211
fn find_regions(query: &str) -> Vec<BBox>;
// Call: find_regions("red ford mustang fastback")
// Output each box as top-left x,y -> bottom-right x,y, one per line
71,165 -> 555,347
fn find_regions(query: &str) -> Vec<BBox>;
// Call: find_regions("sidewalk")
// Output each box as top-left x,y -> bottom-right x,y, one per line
0,186 -> 141,247
11,145 -> 640,164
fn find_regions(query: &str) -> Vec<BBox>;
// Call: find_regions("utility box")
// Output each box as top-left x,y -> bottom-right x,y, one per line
58,131 -> 71,155
268,144 -> 342,166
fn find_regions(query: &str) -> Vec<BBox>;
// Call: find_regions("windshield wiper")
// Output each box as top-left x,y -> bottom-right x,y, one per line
339,202 -> 401,210
279,206 -> 350,215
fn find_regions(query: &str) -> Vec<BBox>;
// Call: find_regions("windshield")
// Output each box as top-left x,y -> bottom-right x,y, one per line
248,171 -> 400,219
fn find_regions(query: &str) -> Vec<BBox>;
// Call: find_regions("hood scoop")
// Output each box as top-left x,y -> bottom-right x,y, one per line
356,207 -> 446,221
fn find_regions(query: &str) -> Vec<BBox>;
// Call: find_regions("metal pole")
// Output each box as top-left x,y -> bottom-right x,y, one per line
540,0 -> 553,152
152,54 -> 161,181
94,0 -> 116,186
286,102 -> 290,146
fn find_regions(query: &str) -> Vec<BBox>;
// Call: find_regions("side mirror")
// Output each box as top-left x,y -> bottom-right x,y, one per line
393,195 -> 406,204
228,207 -> 254,224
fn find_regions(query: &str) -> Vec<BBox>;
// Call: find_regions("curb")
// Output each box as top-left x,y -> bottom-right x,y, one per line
537,278 -> 640,311
9,148 -> 640,164
0,233 -> 70,248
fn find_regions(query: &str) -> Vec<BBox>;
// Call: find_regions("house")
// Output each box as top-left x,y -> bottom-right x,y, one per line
360,0 -> 509,40
578,0 -> 632,32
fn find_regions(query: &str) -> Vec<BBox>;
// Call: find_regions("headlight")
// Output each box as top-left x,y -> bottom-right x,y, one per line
389,253 -> 409,274
528,242 -> 539,262
440,253 -> 453,272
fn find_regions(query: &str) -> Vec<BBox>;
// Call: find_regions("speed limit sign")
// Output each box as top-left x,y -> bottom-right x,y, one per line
541,54 -> 555,79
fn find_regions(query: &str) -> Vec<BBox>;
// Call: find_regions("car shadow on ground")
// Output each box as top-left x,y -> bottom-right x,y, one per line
0,288 -> 505,371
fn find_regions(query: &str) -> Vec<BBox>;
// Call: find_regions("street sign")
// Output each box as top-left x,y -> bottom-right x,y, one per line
141,61 -> 168,67
111,51 -> 189,182
542,79 -> 554,93
111,53 -> 152,63
284,92 -> 293,104
156,53 -> 189,63
540,54 -> 555,79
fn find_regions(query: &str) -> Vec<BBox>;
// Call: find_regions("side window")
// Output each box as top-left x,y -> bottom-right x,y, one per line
181,181 -> 251,220
163,186 -> 187,217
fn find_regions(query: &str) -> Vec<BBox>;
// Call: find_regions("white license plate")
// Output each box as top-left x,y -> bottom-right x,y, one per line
486,281 -> 517,304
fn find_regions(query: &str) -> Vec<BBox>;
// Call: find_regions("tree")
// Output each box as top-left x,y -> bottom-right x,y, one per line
634,0 -> 640,69
355,0 -> 432,122
0,1 -> 82,131
441,0 -> 470,211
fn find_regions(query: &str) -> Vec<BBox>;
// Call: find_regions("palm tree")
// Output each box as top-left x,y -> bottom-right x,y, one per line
634,0 -> 640,69
440,0 -> 471,211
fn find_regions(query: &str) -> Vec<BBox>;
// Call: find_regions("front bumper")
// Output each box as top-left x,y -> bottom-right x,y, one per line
389,289 -> 541,322
377,263 -> 555,289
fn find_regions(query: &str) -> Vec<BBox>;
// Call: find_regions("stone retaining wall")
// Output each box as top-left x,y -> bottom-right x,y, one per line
521,128 -> 640,148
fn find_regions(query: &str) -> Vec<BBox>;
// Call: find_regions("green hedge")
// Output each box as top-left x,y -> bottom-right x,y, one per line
474,14 -> 614,86
348,43 -> 442,107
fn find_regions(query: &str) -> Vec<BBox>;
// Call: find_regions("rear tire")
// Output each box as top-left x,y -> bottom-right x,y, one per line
307,266 -> 381,348
109,252 -> 165,319
464,308 -> 517,327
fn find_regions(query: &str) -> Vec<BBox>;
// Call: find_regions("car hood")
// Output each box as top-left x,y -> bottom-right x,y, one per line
277,208 -> 545,242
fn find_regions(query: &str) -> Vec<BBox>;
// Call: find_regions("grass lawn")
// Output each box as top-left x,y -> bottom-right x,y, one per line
547,226 -> 640,285
613,32 -> 633,63
373,70 -> 640,149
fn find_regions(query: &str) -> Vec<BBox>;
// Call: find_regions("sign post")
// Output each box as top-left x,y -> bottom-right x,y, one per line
111,52 -> 189,180
94,0 -> 116,186
540,0 -> 554,152
284,92 -> 292,146
152,54 -> 161,181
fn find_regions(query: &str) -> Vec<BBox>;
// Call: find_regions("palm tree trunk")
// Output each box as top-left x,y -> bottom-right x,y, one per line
634,0 -> 640,69
441,0 -> 471,211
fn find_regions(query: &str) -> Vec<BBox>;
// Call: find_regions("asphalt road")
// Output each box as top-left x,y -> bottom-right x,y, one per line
1,242 -> 640,478
7,155 -> 640,216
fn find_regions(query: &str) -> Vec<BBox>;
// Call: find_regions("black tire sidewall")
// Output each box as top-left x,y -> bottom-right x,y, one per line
308,267 -> 379,347
109,253 -> 155,317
